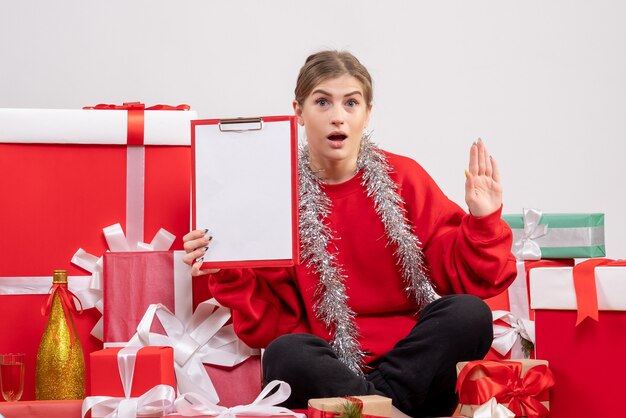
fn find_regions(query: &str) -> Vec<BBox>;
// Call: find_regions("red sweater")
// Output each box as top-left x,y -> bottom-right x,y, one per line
209,151 -> 517,364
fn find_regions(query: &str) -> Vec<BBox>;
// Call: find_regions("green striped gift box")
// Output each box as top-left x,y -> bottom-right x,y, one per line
503,211 -> 605,259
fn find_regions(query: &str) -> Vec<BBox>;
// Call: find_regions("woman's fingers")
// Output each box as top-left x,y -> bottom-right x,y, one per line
476,138 -> 486,175
482,141 -> 493,178
183,229 -> 212,253
491,155 -> 501,184
191,260 -> 220,276
468,141 -> 479,175
182,246 -> 205,265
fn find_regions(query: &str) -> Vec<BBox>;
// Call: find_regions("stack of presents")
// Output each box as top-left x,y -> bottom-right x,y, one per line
0,104 -> 622,417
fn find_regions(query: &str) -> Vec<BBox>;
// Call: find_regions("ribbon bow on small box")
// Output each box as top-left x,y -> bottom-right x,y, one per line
456,360 -> 555,418
82,346 -> 176,418
72,223 -> 175,340
174,380 -> 304,418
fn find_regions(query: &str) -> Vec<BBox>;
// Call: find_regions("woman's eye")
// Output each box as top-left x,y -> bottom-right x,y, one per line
316,98 -> 328,106
346,99 -> 358,107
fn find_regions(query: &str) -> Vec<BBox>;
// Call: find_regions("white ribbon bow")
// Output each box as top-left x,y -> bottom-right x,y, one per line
174,380 -> 303,418
126,300 -> 259,404
71,223 -> 175,339
511,208 -> 548,260
491,310 -> 535,359
473,398 -> 515,418
82,346 -> 176,418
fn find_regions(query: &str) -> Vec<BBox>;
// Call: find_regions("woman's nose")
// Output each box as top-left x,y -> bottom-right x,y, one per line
330,108 -> 345,126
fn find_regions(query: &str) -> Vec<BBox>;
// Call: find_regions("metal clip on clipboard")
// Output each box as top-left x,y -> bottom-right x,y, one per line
218,117 -> 263,132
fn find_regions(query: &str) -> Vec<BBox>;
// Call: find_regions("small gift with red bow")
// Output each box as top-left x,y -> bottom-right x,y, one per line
308,395 -> 392,418
456,359 -> 555,418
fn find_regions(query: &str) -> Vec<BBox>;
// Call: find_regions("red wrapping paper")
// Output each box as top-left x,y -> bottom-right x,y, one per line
102,251 -> 262,406
0,400 -> 82,418
535,298 -> 626,416
0,106 -> 193,401
103,251 -> 176,342
0,144 -> 191,278
90,346 -> 176,397
484,259 -> 574,360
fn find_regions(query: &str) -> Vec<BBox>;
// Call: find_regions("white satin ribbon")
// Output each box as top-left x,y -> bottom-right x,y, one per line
126,300 -> 259,404
508,261 -> 531,322
473,398 -> 515,418
82,384 -> 175,418
174,380 -> 303,418
0,276 -> 91,295
511,208 -> 548,260
126,145 -> 145,249
71,223 -> 176,340
491,310 -> 535,359
81,346 -> 176,418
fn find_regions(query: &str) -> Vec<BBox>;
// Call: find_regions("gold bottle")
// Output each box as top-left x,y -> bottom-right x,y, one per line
35,270 -> 85,399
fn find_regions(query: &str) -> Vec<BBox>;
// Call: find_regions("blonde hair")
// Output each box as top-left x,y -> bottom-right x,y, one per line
294,50 -> 373,106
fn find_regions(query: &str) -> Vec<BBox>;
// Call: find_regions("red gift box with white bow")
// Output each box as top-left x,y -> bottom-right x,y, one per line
102,250 -> 263,407
529,259 -> 626,418
0,103 -> 196,400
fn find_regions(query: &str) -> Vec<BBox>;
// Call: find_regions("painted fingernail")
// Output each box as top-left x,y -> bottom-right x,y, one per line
204,246 -> 209,251
197,257 -> 204,263
204,228 -> 209,233
464,169 -> 470,178
208,236 -> 213,241
477,137 -> 483,143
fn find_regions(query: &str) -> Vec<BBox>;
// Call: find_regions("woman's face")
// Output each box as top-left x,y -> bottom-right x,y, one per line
294,74 -> 372,170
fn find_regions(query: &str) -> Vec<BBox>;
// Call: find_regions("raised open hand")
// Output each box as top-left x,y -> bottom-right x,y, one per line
465,138 -> 503,217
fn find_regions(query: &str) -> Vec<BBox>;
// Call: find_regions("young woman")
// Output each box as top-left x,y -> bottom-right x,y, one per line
183,50 -> 517,418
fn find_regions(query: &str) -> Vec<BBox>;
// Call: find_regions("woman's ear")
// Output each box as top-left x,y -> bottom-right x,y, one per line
293,100 -> 304,126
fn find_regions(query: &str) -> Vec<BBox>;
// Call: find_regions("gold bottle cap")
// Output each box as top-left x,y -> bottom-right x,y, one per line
53,270 -> 68,284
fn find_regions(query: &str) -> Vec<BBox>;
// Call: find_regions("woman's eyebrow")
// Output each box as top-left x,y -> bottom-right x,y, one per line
311,89 -> 363,98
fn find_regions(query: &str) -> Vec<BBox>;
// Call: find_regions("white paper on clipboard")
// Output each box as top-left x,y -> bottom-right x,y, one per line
193,117 -> 296,266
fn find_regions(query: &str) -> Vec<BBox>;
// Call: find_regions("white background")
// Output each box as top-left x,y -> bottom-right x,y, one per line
2,0 -> 624,257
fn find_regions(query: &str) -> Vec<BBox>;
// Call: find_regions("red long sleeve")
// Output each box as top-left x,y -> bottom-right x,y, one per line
208,150 -> 517,363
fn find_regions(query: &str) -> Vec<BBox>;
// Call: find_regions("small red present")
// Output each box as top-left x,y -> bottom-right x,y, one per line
530,259 -> 626,418
456,359 -> 555,418
103,250 -> 262,406
308,395 -> 392,418
90,346 -> 176,397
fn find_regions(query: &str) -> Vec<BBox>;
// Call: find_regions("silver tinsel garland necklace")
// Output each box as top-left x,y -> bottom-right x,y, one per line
298,135 -> 436,375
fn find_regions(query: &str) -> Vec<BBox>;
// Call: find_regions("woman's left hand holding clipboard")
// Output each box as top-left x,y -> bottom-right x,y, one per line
183,229 -> 221,276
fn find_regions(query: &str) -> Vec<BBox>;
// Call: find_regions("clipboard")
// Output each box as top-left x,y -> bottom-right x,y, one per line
191,116 -> 299,268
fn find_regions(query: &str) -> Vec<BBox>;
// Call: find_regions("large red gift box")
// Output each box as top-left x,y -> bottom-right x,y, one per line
103,250 -> 262,407
530,260 -> 626,418
484,259 -> 574,360
90,346 -> 176,397
0,104 -> 196,400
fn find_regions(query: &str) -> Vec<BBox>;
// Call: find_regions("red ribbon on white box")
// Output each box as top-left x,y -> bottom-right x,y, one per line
72,223 -> 176,340
82,346 -> 176,418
